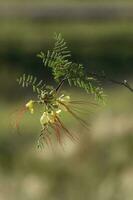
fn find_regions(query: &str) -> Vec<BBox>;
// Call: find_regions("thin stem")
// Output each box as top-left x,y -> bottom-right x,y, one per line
88,72 -> 133,93
55,78 -> 67,93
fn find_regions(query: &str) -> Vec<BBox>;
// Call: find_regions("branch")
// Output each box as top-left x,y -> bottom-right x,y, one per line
88,72 -> 133,93
55,78 -> 67,93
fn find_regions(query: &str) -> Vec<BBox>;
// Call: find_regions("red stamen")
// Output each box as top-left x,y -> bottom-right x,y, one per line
59,101 -> 89,130
12,106 -> 27,131
55,116 -> 78,142
51,122 -> 62,144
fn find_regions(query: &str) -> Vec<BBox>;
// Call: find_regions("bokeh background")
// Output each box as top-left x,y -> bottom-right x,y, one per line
1,0 -> 133,199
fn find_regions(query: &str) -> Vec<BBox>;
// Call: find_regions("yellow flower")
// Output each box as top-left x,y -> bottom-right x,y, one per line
58,95 -> 70,111
56,109 -> 62,114
40,110 -> 61,126
58,94 -> 70,103
26,100 -> 35,114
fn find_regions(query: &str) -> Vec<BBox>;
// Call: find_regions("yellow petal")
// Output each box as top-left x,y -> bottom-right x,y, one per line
40,112 -> 49,125
26,100 -> 34,114
56,109 -> 62,114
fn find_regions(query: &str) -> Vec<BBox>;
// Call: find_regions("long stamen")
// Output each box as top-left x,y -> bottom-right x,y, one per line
50,123 -> 62,144
45,134 -> 52,148
55,116 -> 78,142
58,101 -> 89,130
13,106 -> 27,131
68,104 -> 94,115
69,100 -> 98,106
39,129 -> 52,148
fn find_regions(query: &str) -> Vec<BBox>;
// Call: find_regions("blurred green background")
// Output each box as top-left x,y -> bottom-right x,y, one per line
1,0 -> 133,200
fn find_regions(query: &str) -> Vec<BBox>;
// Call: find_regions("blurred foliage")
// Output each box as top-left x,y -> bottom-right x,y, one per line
1,0 -> 133,4
0,89 -> 133,200
1,20 -> 133,101
0,1 -> 133,199
0,21 -> 133,78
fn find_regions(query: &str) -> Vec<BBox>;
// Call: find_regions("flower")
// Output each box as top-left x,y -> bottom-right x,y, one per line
25,100 -> 35,114
58,95 -> 70,103
58,95 -> 70,111
40,109 -> 61,126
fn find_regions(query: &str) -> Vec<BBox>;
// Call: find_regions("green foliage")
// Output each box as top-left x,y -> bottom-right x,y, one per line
17,74 -> 46,94
17,33 -> 106,102
16,33 -> 107,148
38,33 -> 106,102
37,33 -> 72,81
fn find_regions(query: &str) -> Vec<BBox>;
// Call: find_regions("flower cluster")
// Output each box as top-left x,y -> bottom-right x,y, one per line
40,110 -> 61,126
25,94 -> 70,126
25,93 -> 73,147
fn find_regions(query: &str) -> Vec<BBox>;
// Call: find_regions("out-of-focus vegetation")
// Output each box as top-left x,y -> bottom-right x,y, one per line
1,21 -> 133,76
1,0 -> 133,3
1,20 -> 133,101
1,88 -> 133,200
0,0 -> 133,199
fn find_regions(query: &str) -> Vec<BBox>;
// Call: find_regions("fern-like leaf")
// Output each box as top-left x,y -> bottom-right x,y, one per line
17,74 -> 46,94
38,33 -> 106,103
37,33 -> 72,81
